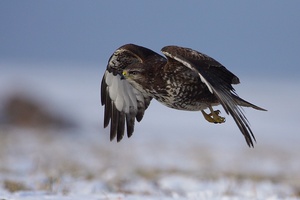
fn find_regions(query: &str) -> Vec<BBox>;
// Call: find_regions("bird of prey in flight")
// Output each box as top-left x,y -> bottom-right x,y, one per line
101,44 -> 266,147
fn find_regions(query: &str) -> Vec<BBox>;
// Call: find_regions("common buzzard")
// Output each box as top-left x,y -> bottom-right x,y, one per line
101,44 -> 266,147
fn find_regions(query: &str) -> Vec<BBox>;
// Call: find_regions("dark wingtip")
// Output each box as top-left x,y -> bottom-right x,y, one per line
101,73 -> 107,106
110,105 -> 119,141
116,136 -> 123,142
116,112 -> 125,142
126,113 -> 135,138
246,138 -> 255,148
110,129 -> 116,141
243,123 -> 256,148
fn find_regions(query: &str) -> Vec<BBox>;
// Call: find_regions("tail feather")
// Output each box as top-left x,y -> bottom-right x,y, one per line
234,96 -> 267,111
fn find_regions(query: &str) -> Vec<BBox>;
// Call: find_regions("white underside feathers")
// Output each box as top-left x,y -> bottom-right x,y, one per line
105,71 -> 140,114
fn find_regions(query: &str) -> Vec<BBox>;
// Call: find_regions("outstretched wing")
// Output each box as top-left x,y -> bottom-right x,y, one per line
101,44 -> 163,141
161,45 -> 256,147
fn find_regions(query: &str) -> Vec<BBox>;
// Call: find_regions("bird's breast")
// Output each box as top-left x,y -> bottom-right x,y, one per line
146,73 -> 219,111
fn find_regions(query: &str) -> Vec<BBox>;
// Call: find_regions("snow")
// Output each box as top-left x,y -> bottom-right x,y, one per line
0,62 -> 299,199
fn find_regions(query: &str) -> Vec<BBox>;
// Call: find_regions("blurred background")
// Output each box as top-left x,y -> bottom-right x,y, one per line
0,1 -> 300,199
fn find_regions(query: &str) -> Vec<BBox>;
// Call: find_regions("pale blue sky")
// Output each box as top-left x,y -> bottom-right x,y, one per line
1,1 -> 299,79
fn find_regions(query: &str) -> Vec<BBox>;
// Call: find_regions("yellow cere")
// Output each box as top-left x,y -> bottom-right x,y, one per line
122,70 -> 128,76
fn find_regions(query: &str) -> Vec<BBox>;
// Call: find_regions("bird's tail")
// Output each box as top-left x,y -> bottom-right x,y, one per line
233,95 -> 267,111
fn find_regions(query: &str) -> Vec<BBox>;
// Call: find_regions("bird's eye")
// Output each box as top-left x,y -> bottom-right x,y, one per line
130,71 -> 138,75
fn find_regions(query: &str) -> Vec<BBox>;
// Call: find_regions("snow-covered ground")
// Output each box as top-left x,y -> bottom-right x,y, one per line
0,62 -> 299,199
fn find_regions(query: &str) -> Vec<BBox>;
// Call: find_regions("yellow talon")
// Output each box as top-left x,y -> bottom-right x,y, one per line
201,106 -> 226,124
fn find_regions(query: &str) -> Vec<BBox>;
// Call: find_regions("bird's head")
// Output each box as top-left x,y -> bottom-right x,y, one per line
122,64 -> 147,82
122,64 -> 152,92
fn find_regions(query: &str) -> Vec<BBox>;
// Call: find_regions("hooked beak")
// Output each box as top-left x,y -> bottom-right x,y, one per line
122,70 -> 128,77
121,70 -> 128,80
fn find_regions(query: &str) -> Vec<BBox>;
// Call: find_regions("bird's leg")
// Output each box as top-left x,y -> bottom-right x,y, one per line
201,106 -> 226,124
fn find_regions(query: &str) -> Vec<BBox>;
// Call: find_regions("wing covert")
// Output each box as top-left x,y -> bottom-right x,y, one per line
161,46 -> 256,147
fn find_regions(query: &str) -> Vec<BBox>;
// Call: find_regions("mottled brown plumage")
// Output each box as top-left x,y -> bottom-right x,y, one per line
101,44 -> 266,147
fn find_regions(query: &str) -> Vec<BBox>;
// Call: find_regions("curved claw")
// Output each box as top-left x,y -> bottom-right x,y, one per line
201,107 -> 226,124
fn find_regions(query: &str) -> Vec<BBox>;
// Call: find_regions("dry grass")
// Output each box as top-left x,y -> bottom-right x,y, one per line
3,180 -> 29,193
